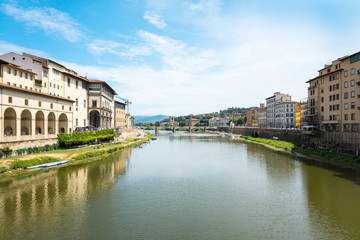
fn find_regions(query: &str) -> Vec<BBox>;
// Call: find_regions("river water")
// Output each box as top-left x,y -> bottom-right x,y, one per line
1,131 -> 360,240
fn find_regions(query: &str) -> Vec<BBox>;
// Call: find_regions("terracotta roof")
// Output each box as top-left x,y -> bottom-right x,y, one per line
89,79 -> 117,94
0,83 -> 75,102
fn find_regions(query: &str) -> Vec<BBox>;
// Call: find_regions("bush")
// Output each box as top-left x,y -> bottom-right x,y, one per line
58,129 -> 116,147
2,147 -> 13,157
0,167 -> 7,174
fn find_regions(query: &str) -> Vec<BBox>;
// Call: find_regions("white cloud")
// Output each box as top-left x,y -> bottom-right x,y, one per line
144,10 -> 167,29
0,41 -> 49,57
86,39 -> 152,57
2,4 -> 84,42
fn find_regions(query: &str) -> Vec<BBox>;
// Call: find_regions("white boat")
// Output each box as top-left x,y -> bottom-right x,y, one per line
27,160 -> 69,169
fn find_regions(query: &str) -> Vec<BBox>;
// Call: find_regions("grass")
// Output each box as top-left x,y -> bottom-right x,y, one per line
293,146 -> 360,165
11,157 -> 59,169
0,132 -> 153,177
239,135 -> 360,167
240,135 -> 295,151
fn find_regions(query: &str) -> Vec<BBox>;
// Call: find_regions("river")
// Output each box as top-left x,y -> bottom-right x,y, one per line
1,131 -> 360,239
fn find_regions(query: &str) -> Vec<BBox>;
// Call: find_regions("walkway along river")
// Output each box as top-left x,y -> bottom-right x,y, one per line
1,131 -> 360,239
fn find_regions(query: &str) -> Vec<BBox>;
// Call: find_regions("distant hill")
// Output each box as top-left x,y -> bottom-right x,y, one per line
133,115 -> 169,123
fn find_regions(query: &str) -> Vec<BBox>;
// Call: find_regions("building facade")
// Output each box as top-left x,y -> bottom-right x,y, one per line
88,80 -> 116,129
306,51 -> 360,132
114,101 -> 126,129
266,92 -> 292,128
0,52 -> 126,144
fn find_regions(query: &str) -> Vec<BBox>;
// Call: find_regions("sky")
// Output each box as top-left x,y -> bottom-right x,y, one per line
0,0 -> 360,116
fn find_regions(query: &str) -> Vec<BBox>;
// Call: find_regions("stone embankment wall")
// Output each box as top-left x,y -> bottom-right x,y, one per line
117,129 -> 146,140
0,138 -> 58,150
218,127 -> 303,145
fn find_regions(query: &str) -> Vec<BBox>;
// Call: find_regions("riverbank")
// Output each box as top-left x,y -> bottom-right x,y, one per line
219,132 -> 360,170
0,133 -> 153,179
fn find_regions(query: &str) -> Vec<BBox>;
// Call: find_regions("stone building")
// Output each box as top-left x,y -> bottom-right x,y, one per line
0,60 -> 73,143
114,101 -> 126,129
266,92 -> 293,128
88,80 -> 116,129
306,51 -> 360,132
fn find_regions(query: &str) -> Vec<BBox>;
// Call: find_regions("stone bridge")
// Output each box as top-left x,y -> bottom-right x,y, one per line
141,126 -> 218,135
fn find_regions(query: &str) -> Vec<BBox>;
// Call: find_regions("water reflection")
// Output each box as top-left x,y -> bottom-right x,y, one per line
1,133 -> 360,239
0,149 -> 133,239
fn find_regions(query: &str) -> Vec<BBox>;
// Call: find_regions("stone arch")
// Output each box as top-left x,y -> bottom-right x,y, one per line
35,111 -> 45,135
90,110 -> 100,128
21,110 -> 32,136
58,113 -> 68,133
48,112 -> 56,134
4,108 -> 16,136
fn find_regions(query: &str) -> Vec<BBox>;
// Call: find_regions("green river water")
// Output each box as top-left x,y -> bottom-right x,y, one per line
1,131 -> 360,239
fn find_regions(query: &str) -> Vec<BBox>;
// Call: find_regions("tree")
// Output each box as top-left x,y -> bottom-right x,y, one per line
155,121 -> 160,127
179,121 -> 186,127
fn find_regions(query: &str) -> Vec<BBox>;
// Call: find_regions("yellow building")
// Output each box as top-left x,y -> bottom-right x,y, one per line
306,51 -> 360,132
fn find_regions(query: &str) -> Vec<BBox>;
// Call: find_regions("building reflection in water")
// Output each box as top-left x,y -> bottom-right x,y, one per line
0,148 -> 133,239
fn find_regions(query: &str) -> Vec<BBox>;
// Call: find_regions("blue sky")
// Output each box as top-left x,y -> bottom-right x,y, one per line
1,0 -> 360,116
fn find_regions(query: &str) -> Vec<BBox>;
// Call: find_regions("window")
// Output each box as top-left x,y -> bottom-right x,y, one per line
344,103 -> 348,110
8,97 -> 12,103
84,119 -> 86,126
337,94 -> 339,100
344,70 -> 348,77
13,83 -> 16,87
76,98 -> 78,106
76,119 -> 78,126
68,78 -> 70,86
19,85 -> 22,88
30,75 -> 33,80
345,114 -> 348,120
19,71 -> 22,77
344,92 -> 348,99
351,79 -> 355,86
84,99 -> 86,108
336,83 -> 339,89
330,115 -> 332,120
351,102 -> 355,109
321,106 -> 324,112
344,81 -> 348,88
351,91 -> 355,98
7,68 -> 10,74
69,106 -> 71,111
50,103 -> 53,109
350,68 -> 355,75
25,99 -> 28,106
330,106 -> 332,111
52,69 -> 60,76
330,95 -> 332,101
92,100 -> 97,107
50,83 -> 52,87
25,73 -> 28,79
321,78 -> 324,84
336,73 -> 339,79
57,85 -> 59,89
54,84 -> 56,88
337,115 -> 340,120
13,69 -> 17,76
43,69 -> 48,77
337,104 -> 339,110
321,87 -> 324,93
321,97 -> 324,102
329,85 -> 332,91
62,105 -> 64,110
38,101 -> 41,107
351,114 -> 355,120
76,81 -> 78,89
